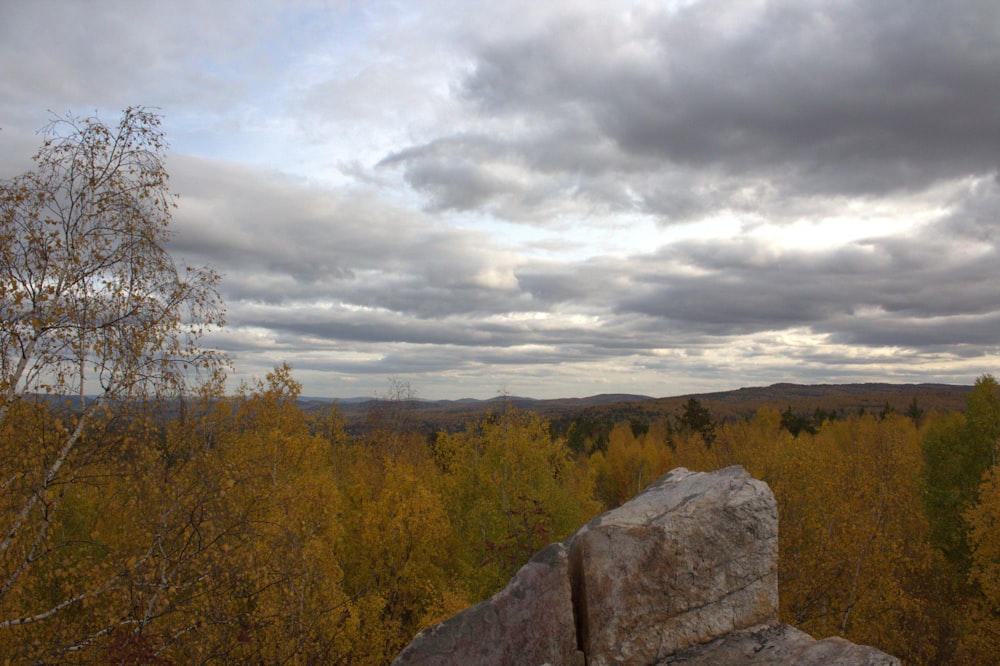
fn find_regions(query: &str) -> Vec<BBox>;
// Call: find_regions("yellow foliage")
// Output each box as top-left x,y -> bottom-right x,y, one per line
7,364 -> 996,664
441,408 -> 600,600
962,464 -> 1000,660
762,415 -> 938,662
0,365 -> 369,663
591,419 -> 675,507
334,442 -> 463,663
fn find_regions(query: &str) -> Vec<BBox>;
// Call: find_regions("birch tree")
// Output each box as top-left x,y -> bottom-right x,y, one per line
0,107 -> 225,658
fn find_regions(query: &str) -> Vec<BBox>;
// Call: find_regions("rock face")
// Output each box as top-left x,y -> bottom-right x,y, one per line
660,624 -> 899,665
392,466 -> 899,666
390,541 -> 582,666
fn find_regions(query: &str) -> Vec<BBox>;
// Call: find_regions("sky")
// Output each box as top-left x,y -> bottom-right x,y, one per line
2,0 -> 1000,400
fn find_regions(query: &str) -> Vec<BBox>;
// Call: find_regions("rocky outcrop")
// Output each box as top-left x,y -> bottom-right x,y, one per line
392,466 -> 899,666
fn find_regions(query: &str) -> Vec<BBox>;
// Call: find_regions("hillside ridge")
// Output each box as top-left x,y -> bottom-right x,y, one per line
308,382 -> 971,433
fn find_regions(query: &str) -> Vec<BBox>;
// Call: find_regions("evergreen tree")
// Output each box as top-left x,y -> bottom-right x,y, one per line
922,375 -> 1000,570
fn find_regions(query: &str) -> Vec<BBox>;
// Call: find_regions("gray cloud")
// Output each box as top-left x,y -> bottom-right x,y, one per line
170,155 -> 534,317
173,143 -> 1000,395
386,0 -> 1000,223
3,0 -> 1000,398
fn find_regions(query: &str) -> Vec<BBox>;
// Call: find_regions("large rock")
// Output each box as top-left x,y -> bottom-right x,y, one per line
393,466 -> 899,666
573,466 -> 777,665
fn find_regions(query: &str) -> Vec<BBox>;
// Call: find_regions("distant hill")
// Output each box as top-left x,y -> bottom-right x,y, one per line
302,382 -> 971,435
685,382 -> 968,403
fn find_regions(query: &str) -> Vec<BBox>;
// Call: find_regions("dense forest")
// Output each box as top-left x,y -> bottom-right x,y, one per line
4,109 -> 1000,664
3,368 -> 1000,663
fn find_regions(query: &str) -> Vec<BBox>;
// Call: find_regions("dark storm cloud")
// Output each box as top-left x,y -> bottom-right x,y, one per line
299,342 -> 605,378
514,258 -> 619,305
386,0 -> 1000,222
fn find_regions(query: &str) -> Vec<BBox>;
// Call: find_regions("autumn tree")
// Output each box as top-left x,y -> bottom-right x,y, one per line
769,415 -> 938,661
0,107 -> 225,659
29,364 -> 364,664
363,379 -> 424,459
168,366 -> 355,663
328,380 -> 467,663
590,419 -> 675,507
709,406 -> 790,474
934,377 -> 1000,662
436,407 -> 600,600
961,463 -> 1000,660
333,442 -> 463,664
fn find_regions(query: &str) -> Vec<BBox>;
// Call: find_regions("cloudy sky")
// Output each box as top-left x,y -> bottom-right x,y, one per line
2,0 -> 1000,399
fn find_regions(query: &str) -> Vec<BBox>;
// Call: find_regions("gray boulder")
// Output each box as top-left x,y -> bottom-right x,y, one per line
392,466 -> 899,666
573,466 -> 777,664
